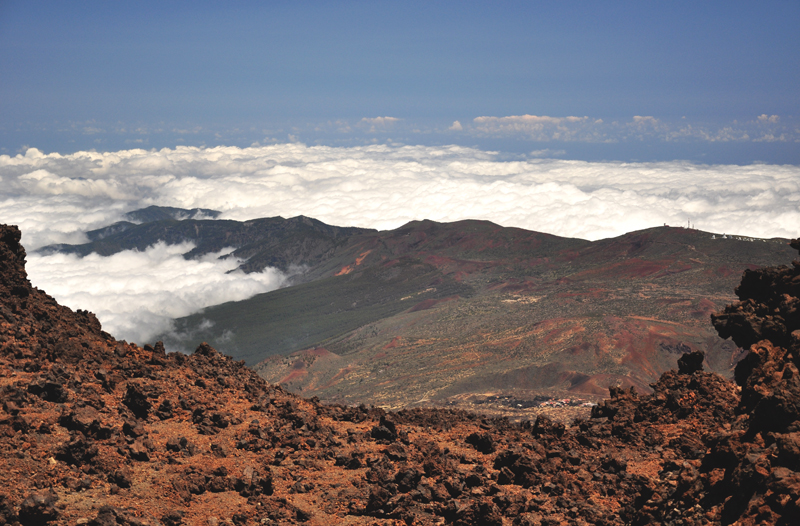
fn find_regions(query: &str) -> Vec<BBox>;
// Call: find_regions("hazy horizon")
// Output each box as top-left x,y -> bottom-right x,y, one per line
2,1 -> 799,164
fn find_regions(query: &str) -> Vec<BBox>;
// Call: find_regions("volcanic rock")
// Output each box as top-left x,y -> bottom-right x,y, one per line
18,490 -> 59,525
1,223 -> 799,524
677,349 -> 705,374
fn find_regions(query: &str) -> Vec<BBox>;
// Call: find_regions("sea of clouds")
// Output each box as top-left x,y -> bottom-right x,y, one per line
26,243 -> 287,345
2,144 -> 799,344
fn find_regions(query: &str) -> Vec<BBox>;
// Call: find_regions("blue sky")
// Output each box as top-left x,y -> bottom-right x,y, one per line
2,1 -> 799,163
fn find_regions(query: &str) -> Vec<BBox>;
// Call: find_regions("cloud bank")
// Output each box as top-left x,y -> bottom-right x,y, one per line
467,114 -> 798,144
2,143 -> 799,345
472,115 -> 598,142
6,114 -> 796,164
26,242 -> 287,345
2,144 -> 798,246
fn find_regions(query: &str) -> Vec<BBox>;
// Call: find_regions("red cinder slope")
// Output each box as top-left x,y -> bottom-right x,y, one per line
1,224 -> 798,525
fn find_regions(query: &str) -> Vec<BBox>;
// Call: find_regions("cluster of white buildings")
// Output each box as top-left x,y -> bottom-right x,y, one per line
711,234 -> 769,242
532,398 -> 597,409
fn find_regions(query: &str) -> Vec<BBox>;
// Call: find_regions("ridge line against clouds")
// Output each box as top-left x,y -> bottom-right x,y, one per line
4,141 -> 798,349
2,143 -> 798,249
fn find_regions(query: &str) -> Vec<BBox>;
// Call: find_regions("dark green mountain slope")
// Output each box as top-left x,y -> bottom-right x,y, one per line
165,257 -> 474,364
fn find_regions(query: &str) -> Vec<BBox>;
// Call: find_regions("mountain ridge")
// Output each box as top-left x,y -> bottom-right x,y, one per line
36,208 -> 797,411
38,208 -> 374,274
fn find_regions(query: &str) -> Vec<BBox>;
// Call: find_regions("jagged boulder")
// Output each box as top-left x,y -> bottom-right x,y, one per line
18,490 -> 59,525
712,239 -> 800,432
0,226 -> 30,299
681,238 -> 800,522
677,350 -> 705,374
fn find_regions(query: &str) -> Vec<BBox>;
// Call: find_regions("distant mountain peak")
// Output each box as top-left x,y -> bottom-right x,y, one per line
124,205 -> 221,223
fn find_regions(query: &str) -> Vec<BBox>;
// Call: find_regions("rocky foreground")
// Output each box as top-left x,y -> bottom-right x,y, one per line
1,223 -> 799,525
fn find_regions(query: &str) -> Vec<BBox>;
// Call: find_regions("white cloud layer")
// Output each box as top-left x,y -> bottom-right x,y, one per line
26,242 -> 287,345
2,143 -> 799,345
2,144 -> 798,246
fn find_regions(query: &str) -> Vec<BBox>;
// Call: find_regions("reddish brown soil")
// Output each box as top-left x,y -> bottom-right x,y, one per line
1,224 -> 799,525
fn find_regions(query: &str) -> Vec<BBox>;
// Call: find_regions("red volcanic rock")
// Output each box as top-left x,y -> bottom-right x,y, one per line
0,226 -> 31,299
712,239 -> 800,353
678,238 -> 800,524
1,223 -> 799,525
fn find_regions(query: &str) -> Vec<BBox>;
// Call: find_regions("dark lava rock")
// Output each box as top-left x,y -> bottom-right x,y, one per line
109,467 -> 134,489
677,350 -> 705,374
122,384 -> 152,419
465,431 -> 496,454
18,490 -> 59,525
161,510 -> 184,526
156,399 -> 174,420
56,434 -> 98,466
446,499 -> 503,526
369,415 -> 398,442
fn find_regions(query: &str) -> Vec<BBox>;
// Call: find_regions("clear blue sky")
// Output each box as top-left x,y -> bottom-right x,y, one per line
2,0 -> 799,163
